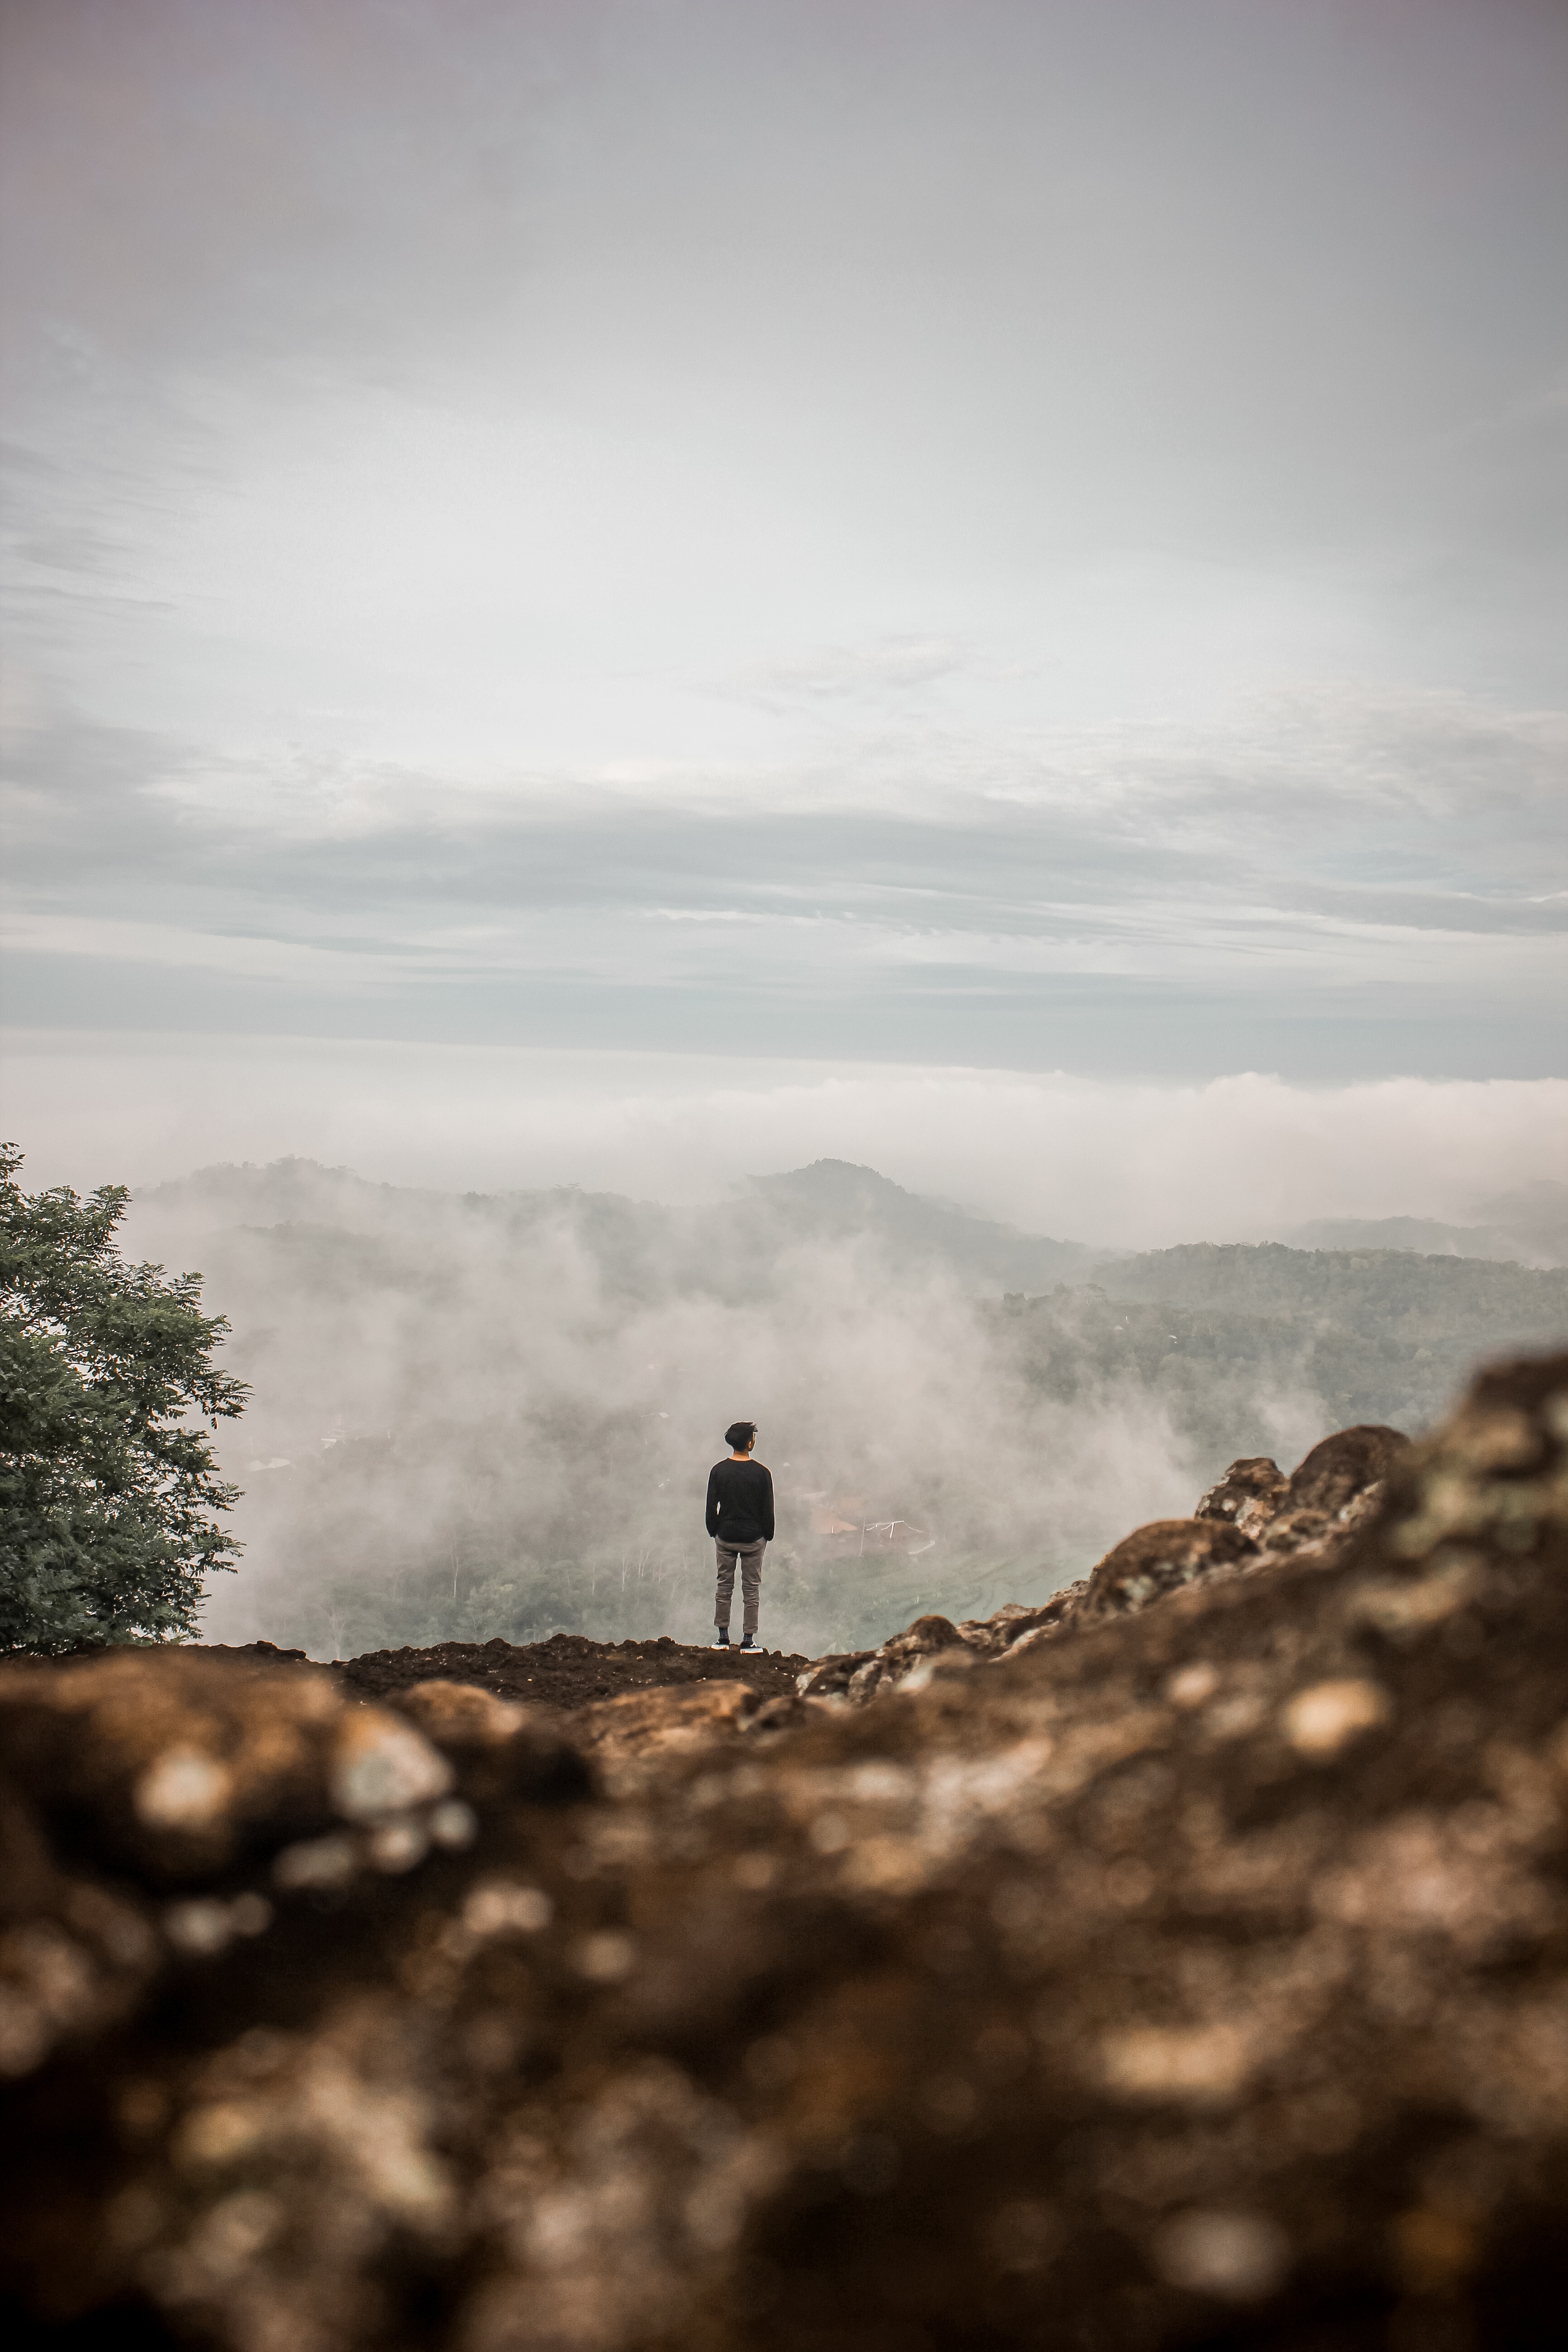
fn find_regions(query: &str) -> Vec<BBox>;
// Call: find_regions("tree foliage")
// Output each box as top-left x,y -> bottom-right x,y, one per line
0,1145 -> 248,1651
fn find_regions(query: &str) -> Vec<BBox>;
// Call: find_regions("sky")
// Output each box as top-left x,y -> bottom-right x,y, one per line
2,0 -> 1566,1229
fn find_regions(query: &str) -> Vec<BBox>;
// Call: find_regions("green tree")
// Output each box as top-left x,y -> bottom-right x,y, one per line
0,1144 -> 248,1651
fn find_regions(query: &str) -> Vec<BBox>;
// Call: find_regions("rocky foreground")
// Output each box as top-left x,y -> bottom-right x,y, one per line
2,1361 -> 1566,2349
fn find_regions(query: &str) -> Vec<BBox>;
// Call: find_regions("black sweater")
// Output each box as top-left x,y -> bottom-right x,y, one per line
705,1457 -> 774,1545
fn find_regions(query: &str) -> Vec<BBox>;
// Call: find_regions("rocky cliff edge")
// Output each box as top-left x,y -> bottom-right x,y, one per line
2,1357 -> 1566,2351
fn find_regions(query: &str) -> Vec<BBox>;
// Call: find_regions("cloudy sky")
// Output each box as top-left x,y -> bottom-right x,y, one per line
2,0 -> 1565,1225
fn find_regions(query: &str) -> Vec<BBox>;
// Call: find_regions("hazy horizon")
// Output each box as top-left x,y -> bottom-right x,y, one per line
7,1038 -> 1566,1254
113,1132 -> 1568,1262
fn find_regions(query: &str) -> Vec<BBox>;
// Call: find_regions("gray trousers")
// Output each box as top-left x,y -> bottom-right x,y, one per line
714,1538 -> 766,1637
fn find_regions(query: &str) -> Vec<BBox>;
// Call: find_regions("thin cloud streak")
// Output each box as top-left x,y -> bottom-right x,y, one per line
1,0 -> 1564,1100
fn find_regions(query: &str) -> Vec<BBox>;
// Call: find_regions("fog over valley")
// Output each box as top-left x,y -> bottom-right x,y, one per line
121,1154 -> 1568,1663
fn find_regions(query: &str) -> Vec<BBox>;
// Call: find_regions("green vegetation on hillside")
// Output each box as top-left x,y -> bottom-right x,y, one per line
1078,1243 -> 1568,1447
1,1147 -> 249,1651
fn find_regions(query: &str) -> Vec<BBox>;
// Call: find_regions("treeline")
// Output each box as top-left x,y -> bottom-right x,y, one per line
997,1245 -> 1568,1465
1098,1239 -> 1568,1333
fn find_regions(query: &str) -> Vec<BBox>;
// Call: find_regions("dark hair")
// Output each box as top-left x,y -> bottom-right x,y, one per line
724,1421 -> 757,1451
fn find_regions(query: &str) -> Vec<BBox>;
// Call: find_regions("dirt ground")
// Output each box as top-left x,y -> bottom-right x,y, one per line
200,1631 -> 813,1713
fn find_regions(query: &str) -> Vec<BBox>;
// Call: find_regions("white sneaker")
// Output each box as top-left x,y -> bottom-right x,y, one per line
710,1633 -> 731,1650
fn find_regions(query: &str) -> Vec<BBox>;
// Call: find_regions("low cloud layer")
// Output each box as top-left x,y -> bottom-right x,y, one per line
10,1034 -> 1566,1251
5,688 -> 1564,1080
114,1162 -> 1323,1660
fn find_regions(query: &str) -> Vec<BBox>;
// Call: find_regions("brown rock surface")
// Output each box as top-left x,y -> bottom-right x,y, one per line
1285,1422 -> 1411,1518
835,1613 -> 972,1704
956,1585 -> 1092,1660
1079,1514 -> 1260,1619
794,1648 -> 878,1702
3,1356 -> 1567,2350
1194,1455 -> 1290,1530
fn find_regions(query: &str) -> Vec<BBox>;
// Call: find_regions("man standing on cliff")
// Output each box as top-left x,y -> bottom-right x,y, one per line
706,1420 -> 774,1651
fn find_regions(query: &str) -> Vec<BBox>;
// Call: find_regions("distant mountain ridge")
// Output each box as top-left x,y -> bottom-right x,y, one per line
133,1157 -> 1568,1444
1275,1179 -> 1568,1268
1278,1208 -> 1568,1269
133,1153 -> 1098,1297
138,1156 -> 1567,1276
1083,1238 -> 1568,1441
1095,1238 -> 1568,1322
739,1159 -> 1095,1289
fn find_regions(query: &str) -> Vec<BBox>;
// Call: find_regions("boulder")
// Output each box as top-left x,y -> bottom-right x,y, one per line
999,1578 -> 1091,1653
1194,1455 -> 1290,1529
799,1619 -> 976,1708
845,1613 -> 970,1703
1285,1421 -> 1410,1517
795,1650 -> 877,1703
958,1588 -> 1090,1655
1079,1514 -> 1259,1620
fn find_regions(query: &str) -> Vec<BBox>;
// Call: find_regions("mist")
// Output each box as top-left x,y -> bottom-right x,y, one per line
15,1039 -> 1568,1248
121,1162 -> 1192,1660
115,1152 -> 1567,1663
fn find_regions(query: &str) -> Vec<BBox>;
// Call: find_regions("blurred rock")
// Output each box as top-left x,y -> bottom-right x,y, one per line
1286,1422 -> 1410,1517
574,1681 -> 774,1782
1195,1454 -> 1290,1529
794,1649 -> 877,1702
2,1356 -> 1566,2350
956,1585 -> 1091,1659
1078,1514 -> 1259,1620
386,1680 -> 594,1810
0,1648 -> 354,1886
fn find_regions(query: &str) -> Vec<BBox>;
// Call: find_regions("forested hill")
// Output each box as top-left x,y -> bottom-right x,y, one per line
1095,1240 -> 1568,1332
990,1241 -> 1568,1466
1277,1181 -> 1568,1267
